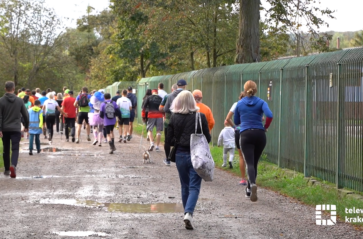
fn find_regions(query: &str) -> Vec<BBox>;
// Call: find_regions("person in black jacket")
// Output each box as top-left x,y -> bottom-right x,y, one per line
166,91 -> 211,230
0,81 -> 29,178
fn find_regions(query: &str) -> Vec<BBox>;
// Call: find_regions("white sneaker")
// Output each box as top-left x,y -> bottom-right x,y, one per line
155,146 -> 160,151
184,213 -> 193,230
92,140 -> 98,146
222,163 -> 226,167
148,143 -> 154,151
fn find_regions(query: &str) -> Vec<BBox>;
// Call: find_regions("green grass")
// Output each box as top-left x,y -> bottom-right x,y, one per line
134,122 -> 363,225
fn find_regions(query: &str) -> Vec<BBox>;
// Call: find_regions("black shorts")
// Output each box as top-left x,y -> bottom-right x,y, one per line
77,112 -> 89,125
105,125 -> 115,134
235,130 -> 240,149
119,118 -> 130,125
130,109 -> 135,123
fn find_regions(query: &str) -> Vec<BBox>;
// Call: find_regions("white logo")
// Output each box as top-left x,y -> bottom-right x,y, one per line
316,204 -> 336,226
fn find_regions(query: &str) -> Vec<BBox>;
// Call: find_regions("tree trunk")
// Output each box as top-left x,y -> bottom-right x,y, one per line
212,4 -> 218,67
13,50 -> 18,86
190,49 -> 195,70
140,51 -> 145,78
206,50 -> 211,68
235,0 -> 260,64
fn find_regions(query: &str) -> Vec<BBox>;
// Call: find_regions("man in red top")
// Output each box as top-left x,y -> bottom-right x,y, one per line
31,90 -> 39,101
142,89 -> 163,151
62,90 -> 77,142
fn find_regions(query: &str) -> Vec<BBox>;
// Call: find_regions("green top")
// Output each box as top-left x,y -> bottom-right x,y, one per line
79,106 -> 90,113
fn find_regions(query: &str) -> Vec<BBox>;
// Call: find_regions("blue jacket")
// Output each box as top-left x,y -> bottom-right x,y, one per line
28,106 -> 43,134
234,96 -> 273,133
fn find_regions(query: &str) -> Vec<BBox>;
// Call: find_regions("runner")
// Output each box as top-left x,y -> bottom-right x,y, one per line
35,88 -> 42,98
141,89 -> 152,141
100,93 -> 120,154
74,87 -> 91,143
62,90 -> 77,142
126,86 -> 137,141
0,81 -> 29,178
234,80 -> 273,202
112,90 -> 121,102
28,100 -> 43,155
18,88 -> 26,98
116,90 -> 132,143
38,91 -> 48,139
31,90 -> 39,101
26,89 -> 35,106
43,93 -> 66,145
192,90 -> 215,132
142,89 -> 163,151
217,121 -> 235,169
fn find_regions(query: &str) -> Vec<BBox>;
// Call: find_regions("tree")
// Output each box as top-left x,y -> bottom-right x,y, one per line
351,31 -> 363,47
0,0 -> 64,86
236,0 -> 335,63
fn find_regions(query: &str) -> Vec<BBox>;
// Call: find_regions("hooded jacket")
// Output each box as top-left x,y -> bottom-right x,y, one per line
28,106 -> 43,134
0,93 -> 29,132
234,96 -> 273,133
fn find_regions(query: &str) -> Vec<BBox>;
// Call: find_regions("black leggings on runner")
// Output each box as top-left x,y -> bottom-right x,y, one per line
46,115 -> 56,141
239,129 -> 266,188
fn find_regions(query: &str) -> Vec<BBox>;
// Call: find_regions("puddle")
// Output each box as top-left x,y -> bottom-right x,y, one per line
53,231 -> 110,237
16,175 -> 60,180
41,148 -> 69,152
39,199 -> 184,213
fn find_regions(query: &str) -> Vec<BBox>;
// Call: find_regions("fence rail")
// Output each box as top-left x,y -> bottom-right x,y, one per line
105,48 -> 363,192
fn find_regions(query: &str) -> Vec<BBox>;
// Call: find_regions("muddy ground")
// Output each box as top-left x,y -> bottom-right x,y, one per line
0,130 -> 362,239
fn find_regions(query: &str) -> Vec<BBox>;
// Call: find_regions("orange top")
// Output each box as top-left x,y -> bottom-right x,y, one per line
28,95 -> 35,106
196,102 -> 215,132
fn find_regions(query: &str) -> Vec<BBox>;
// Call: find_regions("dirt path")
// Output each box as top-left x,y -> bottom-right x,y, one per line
0,130 -> 361,238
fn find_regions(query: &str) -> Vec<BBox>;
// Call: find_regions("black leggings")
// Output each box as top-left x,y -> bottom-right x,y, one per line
46,115 -> 56,140
239,129 -> 266,188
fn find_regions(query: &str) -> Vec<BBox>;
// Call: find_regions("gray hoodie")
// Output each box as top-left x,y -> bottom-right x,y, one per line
0,93 -> 29,132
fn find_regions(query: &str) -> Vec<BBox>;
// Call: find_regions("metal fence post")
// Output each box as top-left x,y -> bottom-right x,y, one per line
278,68 -> 283,167
304,65 -> 309,177
258,71 -> 261,97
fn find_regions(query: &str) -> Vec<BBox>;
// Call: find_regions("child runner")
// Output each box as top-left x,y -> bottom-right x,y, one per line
217,121 -> 235,169
116,90 -> 132,143
28,100 -> 43,155
100,93 -> 120,154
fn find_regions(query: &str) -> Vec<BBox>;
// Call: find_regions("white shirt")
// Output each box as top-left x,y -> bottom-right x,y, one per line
218,126 -> 235,148
158,89 -> 167,100
230,102 -> 237,113
43,99 -> 59,115
116,96 -> 132,118
35,93 -> 42,98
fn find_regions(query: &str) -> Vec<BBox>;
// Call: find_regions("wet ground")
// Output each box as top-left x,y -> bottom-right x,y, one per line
1,130 -> 362,238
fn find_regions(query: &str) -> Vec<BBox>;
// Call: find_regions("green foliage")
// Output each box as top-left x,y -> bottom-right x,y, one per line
351,31 -> 363,47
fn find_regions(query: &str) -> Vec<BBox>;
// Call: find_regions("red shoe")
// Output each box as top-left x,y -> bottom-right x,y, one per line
10,165 -> 16,178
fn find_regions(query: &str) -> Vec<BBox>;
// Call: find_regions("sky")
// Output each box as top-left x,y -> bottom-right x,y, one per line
43,0 -> 362,32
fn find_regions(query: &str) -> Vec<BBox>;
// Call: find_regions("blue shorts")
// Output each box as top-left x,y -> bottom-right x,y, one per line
130,109 -> 135,123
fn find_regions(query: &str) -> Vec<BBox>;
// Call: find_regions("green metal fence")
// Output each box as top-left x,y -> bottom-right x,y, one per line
103,48 -> 363,192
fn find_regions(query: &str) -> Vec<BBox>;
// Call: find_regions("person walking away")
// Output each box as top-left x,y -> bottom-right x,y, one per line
141,89 -> 152,141
116,90 -> 132,143
112,90 -> 121,102
234,80 -> 273,202
126,86 -> 137,141
74,87 -> 92,143
18,87 -> 26,98
35,88 -> 42,98
217,121 -> 235,169
100,93 -> 120,154
142,89 -> 163,151
43,93 -> 66,145
62,91 -> 77,142
38,91 -> 48,139
158,83 -> 167,100
90,91 -> 105,146
22,95 -> 32,139
31,90 -> 39,101
55,93 -> 64,134
28,100 -> 43,155
192,90 -> 215,132
0,81 -> 29,178
225,91 -> 248,185
165,91 -> 211,230
26,89 -> 35,106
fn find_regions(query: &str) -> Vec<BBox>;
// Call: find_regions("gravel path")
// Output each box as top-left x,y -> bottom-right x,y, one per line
0,130 -> 362,238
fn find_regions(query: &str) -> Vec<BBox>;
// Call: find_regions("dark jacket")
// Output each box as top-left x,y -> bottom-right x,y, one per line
142,94 -> 163,118
0,93 -> 29,132
127,93 -> 137,109
166,112 -> 211,150
164,89 -> 183,114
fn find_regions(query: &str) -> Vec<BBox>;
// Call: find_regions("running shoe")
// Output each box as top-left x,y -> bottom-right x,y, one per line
92,140 -> 98,146
163,159 -> 171,166
127,135 -> 132,141
250,184 -> 258,202
229,162 -> 233,169
148,144 -> 154,152
155,146 -> 160,151
87,136 -> 91,141
245,187 -> 251,198
222,163 -> 226,167
29,151 -> 33,156
10,165 -> 16,178
37,149 -> 41,154
48,141 -> 52,145
239,179 -> 247,186
184,213 -> 193,230
76,139 -> 79,144
3,170 -> 10,176
98,143 -> 102,147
